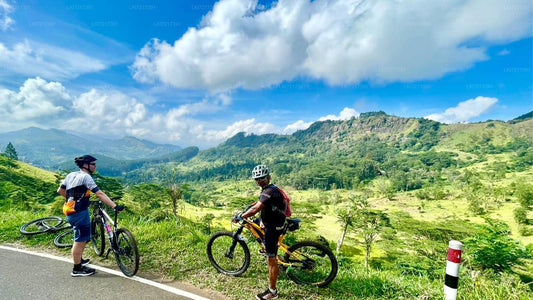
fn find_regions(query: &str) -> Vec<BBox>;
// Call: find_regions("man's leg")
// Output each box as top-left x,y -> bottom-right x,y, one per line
267,256 -> 279,290
72,241 -> 86,264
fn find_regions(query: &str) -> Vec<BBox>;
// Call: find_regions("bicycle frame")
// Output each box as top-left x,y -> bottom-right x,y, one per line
234,218 -> 300,267
92,201 -> 118,251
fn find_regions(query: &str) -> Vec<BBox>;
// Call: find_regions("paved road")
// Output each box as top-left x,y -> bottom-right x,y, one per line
0,246 -> 212,300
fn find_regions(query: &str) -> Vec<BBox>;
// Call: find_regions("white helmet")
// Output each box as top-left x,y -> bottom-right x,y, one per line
251,164 -> 270,179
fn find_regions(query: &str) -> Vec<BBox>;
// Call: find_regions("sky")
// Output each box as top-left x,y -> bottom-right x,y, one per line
0,0 -> 531,148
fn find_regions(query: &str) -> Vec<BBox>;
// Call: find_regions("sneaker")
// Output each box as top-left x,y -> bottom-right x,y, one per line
256,288 -> 278,300
81,258 -> 91,266
258,248 -> 267,257
71,266 -> 96,277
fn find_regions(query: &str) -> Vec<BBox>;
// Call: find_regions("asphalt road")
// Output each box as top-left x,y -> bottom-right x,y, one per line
0,246 -> 213,300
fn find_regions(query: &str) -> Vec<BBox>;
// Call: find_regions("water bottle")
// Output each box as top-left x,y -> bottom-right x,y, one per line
105,223 -> 113,237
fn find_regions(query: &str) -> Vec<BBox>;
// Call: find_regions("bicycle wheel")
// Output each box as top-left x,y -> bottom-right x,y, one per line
20,216 -> 64,235
53,227 -> 74,248
114,228 -> 139,277
91,216 -> 105,256
284,240 -> 338,287
206,231 -> 250,276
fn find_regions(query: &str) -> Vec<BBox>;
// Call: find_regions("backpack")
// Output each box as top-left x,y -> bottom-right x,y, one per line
274,185 -> 292,217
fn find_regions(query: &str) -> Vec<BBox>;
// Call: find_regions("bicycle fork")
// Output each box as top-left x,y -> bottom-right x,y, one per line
226,227 -> 246,259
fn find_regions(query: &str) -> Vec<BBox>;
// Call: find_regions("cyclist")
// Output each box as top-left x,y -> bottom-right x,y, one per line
240,164 -> 287,300
57,155 -> 123,277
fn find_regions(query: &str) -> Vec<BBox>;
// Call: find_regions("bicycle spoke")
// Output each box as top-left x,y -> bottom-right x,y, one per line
115,229 -> 139,277
206,231 -> 250,276
285,241 -> 338,287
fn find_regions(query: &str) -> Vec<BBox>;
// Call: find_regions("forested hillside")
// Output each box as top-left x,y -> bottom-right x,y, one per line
124,112 -> 532,191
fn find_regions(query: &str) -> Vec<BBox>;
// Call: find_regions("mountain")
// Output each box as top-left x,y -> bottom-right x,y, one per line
129,111 -> 532,189
0,127 -> 181,169
2,111 -> 531,185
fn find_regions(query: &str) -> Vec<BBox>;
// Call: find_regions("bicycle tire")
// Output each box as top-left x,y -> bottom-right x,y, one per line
114,228 -> 139,277
284,240 -> 338,287
206,231 -> 250,276
91,216 -> 105,256
53,227 -> 74,248
20,216 -> 64,235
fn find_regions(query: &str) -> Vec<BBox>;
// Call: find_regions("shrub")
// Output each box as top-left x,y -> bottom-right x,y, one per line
466,219 -> 528,272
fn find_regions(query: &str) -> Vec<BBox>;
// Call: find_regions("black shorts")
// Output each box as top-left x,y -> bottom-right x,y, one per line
264,223 -> 284,257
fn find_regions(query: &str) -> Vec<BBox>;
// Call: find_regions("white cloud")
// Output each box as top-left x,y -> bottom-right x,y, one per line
0,0 -> 14,31
318,107 -> 359,121
132,0 -> 532,91
0,77 -> 71,128
425,96 -> 498,123
202,107 -> 360,144
283,120 -> 313,134
0,40 -> 107,81
498,49 -> 510,56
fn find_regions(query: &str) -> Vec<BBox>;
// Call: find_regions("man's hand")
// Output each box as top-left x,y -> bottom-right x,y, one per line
232,212 -> 243,223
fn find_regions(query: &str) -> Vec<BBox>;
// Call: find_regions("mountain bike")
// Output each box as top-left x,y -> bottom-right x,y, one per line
206,208 -> 338,287
20,216 -> 74,248
90,200 -> 139,277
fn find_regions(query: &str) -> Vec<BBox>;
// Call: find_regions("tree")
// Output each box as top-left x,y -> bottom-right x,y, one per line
336,198 -> 356,255
4,142 -> 18,160
351,197 -> 390,268
167,182 -> 189,219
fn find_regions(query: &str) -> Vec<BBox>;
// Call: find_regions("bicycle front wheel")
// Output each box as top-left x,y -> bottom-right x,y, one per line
206,231 -> 250,276
20,216 -> 64,235
53,227 -> 74,248
114,228 -> 139,277
284,240 -> 338,287
91,216 -> 105,256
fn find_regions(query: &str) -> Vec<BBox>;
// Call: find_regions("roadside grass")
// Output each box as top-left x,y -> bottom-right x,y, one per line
3,205 -> 533,300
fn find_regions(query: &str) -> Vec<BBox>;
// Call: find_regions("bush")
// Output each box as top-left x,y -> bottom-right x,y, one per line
466,219 -> 528,272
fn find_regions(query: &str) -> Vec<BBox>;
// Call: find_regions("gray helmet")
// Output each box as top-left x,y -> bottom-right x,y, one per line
251,164 -> 270,179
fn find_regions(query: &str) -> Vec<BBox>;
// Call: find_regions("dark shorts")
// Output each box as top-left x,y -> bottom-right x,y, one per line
264,223 -> 285,257
66,209 -> 90,242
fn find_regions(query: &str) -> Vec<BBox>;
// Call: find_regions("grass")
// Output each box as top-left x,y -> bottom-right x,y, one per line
2,158 -> 533,299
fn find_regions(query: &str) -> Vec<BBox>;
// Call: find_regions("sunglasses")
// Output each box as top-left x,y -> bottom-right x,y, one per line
89,162 -> 96,166
254,176 -> 267,181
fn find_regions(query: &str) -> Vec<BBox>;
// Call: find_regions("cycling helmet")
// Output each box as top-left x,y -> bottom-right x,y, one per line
251,164 -> 270,179
74,155 -> 97,168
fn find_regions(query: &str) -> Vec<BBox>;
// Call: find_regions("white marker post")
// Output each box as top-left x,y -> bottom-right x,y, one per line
444,240 -> 463,300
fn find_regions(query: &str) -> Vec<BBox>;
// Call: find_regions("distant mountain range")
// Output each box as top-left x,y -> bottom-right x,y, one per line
1,111 -> 531,183
0,127 -> 181,169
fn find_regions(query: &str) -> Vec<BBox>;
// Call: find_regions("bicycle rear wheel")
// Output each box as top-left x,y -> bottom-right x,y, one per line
53,227 -> 74,248
20,216 -> 64,235
114,228 -> 139,277
206,231 -> 250,276
91,216 -> 105,256
284,240 -> 338,287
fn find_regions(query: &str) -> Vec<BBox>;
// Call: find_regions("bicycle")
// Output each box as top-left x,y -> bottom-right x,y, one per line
206,207 -> 338,287
20,216 -> 74,248
90,200 -> 139,277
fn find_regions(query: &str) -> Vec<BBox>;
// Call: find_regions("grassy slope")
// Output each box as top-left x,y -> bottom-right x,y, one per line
2,115 -> 533,299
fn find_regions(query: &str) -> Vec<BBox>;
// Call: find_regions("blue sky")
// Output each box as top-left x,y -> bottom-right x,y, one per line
0,0 -> 531,148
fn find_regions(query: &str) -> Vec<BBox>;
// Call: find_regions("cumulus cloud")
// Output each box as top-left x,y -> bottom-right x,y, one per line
319,107 -> 359,121
132,0 -> 532,91
0,77 -> 71,128
283,120 -> 313,134
0,78 -> 365,148
203,107 -> 359,144
0,0 -> 14,31
0,40 -> 107,80
425,96 -> 498,123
